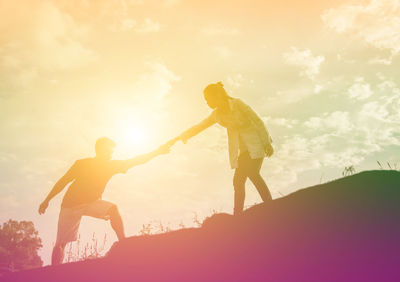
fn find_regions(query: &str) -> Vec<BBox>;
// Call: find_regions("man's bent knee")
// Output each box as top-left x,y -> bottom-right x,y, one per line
107,205 -> 119,217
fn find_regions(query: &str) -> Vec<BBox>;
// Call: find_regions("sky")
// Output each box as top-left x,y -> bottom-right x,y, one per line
1,0 -> 400,265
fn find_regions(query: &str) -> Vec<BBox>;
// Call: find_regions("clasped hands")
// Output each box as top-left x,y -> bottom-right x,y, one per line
155,132 -> 191,155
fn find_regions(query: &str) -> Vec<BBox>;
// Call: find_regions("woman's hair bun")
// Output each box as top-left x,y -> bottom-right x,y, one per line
204,81 -> 225,94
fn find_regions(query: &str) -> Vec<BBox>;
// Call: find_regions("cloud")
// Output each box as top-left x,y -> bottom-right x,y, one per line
321,3 -> 361,33
263,134 -> 325,190
135,18 -> 161,33
270,84 -> 319,104
0,1 -> 96,93
347,77 -> 373,100
142,61 -> 180,98
360,101 -> 390,123
266,130 -> 368,190
121,61 -> 181,104
0,152 -> 17,162
226,74 -> 245,89
201,26 -> 240,36
265,117 -> 299,129
114,17 -> 161,33
304,111 -> 353,134
162,0 -> 180,7
368,56 -> 393,65
0,195 -> 20,210
121,18 -> 137,31
319,147 -> 367,167
322,0 -> 400,59
215,46 -> 233,59
358,77 -> 400,124
283,47 -> 325,80
266,75 -> 400,189
23,1 -> 95,70
225,74 -> 254,90
120,0 -> 179,7
126,0 -> 145,5
314,84 -> 324,94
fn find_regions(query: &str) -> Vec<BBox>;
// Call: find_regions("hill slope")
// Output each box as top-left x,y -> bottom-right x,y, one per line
4,170 -> 400,282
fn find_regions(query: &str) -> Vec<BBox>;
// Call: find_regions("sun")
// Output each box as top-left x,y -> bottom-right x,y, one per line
121,124 -> 149,147
111,106 -> 157,154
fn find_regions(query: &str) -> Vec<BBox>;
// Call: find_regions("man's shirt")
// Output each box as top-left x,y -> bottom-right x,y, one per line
61,158 -> 128,208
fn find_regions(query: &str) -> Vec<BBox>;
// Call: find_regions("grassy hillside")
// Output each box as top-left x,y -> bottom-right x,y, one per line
4,170 -> 400,282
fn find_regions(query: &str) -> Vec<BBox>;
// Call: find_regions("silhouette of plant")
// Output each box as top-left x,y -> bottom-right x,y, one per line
377,161 -> 399,170
65,233 -> 107,263
319,173 -> 324,184
386,161 -> 398,170
342,166 -> 356,176
139,223 -> 152,236
135,210 -> 222,238
156,221 -> 172,234
192,213 -> 202,227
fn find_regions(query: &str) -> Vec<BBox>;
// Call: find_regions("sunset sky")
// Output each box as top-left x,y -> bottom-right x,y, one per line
1,0 -> 399,264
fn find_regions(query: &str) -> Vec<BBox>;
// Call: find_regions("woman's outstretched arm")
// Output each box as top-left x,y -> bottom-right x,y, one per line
179,112 -> 217,143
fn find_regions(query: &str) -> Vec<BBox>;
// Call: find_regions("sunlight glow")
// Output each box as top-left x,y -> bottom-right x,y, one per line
122,124 -> 149,147
110,104 -> 155,154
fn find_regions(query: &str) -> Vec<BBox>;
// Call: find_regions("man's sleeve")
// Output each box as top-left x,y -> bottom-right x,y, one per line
60,160 -> 79,182
111,160 -> 130,175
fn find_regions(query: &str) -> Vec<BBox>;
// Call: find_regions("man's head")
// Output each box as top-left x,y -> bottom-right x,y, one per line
95,137 -> 116,160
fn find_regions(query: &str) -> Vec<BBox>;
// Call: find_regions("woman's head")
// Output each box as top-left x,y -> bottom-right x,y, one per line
203,82 -> 231,109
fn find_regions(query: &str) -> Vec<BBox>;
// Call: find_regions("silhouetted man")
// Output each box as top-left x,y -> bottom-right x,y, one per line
38,137 -> 171,265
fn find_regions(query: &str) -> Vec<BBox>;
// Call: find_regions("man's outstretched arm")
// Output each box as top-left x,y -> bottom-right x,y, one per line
38,163 -> 76,214
122,141 -> 174,171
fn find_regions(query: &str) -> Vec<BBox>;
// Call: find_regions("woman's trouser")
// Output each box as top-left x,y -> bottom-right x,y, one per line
233,151 -> 272,215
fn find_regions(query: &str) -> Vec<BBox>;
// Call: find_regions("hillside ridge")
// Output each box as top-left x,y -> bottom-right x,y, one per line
4,170 -> 400,282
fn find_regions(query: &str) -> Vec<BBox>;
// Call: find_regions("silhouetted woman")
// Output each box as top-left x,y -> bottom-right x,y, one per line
178,82 -> 274,215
